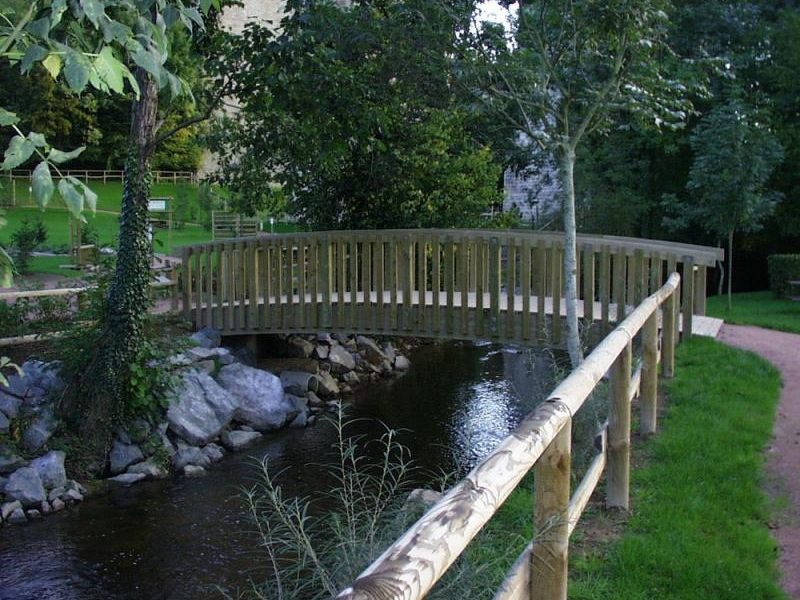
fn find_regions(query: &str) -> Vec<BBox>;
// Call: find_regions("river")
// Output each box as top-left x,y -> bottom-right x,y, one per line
0,342 -> 562,600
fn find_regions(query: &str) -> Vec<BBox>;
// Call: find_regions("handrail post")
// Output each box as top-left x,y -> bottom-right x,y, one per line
693,264 -> 707,316
641,311 -> 659,435
608,339 -> 632,510
531,419 -> 571,600
321,235 -> 332,328
662,288 -> 676,378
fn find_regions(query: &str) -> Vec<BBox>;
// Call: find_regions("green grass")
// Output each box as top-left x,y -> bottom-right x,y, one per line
568,337 -> 785,599
4,179 -> 199,213
707,291 -> 800,334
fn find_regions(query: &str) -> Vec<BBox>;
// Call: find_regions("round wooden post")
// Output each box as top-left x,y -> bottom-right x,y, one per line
641,312 -> 659,435
662,289 -> 676,378
608,339 -> 632,510
531,420 -> 571,600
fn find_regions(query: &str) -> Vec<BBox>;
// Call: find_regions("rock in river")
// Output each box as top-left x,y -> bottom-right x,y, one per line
5,467 -> 46,507
29,450 -> 67,489
216,363 -> 297,430
167,370 -> 237,445
109,441 -> 144,476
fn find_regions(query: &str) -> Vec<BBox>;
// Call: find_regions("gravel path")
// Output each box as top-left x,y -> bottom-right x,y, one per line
718,324 -> 800,599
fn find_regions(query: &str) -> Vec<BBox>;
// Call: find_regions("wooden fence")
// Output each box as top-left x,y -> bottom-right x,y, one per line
1,170 -> 198,207
179,229 -> 721,347
211,211 -> 261,240
336,271 -> 681,600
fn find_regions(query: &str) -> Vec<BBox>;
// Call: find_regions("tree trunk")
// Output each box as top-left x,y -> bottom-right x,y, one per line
76,67 -> 158,467
561,145 -> 583,368
727,229 -> 734,311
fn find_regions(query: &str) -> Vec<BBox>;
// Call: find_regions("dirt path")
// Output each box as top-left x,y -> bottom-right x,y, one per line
718,324 -> 800,599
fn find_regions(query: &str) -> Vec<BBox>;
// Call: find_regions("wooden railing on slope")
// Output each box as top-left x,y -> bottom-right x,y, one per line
336,272 -> 681,600
179,230 -> 718,345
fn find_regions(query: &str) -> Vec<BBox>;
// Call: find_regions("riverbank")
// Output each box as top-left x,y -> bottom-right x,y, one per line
0,328 -> 414,527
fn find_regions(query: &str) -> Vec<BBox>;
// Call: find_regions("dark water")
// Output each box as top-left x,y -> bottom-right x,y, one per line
0,343 -> 559,600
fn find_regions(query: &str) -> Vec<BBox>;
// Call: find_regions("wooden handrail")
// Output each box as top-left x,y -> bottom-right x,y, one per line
336,272 -> 680,600
177,230 -> 714,348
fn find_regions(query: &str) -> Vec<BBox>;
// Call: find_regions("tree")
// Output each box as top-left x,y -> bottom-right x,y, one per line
664,99 -> 783,309
462,0 -> 696,367
212,0 -> 502,229
1,0 -> 225,467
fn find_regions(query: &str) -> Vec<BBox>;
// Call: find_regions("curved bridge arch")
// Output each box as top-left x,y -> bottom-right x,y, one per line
179,229 -> 722,346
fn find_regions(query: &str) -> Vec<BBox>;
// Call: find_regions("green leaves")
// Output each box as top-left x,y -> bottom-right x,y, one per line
32,161 -> 54,207
56,176 -> 97,218
0,108 -> 18,126
42,53 -> 63,79
64,48 -> 93,93
92,46 -> 125,94
1,135 -> 35,170
48,145 -> 86,164
57,177 -> 84,219
81,0 -> 107,27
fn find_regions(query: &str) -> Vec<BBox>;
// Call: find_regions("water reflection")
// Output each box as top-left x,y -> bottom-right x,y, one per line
0,342 -> 559,600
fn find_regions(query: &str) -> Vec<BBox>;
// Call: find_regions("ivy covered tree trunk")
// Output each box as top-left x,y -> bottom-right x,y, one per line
561,144 -> 583,368
77,67 -> 158,466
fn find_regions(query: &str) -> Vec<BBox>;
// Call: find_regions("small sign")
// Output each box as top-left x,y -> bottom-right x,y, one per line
148,198 -> 169,212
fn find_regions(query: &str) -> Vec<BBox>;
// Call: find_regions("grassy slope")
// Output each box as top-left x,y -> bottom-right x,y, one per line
570,337 -> 785,599
707,291 -> 800,334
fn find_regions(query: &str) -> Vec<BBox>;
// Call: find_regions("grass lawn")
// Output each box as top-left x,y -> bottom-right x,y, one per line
569,337 -> 785,599
707,291 -> 800,334
4,179 -> 199,213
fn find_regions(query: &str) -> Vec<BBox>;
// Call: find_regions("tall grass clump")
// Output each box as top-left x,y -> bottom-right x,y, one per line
230,408 -> 517,600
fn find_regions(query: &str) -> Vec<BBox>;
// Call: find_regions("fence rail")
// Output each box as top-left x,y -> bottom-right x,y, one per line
178,229 -> 720,347
337,272 -> 681,600
1,170 -> 198,206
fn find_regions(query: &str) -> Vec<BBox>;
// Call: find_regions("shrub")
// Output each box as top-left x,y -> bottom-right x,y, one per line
10,217 -> 47,274
767,254 -> 800,297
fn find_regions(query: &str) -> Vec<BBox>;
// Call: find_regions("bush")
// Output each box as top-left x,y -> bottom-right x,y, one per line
767,254 -> 800,297
10,217 -> 47,274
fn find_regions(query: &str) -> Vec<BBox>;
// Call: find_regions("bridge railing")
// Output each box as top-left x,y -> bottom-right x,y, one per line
178,229 -> 720,345
336,272 -> 681,600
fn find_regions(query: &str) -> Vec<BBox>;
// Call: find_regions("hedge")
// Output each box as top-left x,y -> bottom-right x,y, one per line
767,254 -> 800,297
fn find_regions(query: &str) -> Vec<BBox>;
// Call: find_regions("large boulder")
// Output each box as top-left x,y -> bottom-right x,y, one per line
356,336 -> 388,366
5,467 -> 46,507
109,441 -> 144,475
4,361 -> 64,409
0,446 -> 26,474
29,451 -> 67,489
286,336 -> 315,359
216,363 -> 297,430
328,345 -> 356,374
21,407 -> 58,453
316,370 -> 340,398
190,327 -> 221,349
0,392 -> 21,419
167,370 -> 237,445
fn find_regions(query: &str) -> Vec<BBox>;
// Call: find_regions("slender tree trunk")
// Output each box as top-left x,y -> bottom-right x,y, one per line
561,144 -> 583,368
76,67 -> 158,467
727,229 -> 734,311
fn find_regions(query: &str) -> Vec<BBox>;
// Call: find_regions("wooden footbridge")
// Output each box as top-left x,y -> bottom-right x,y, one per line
179,229 -> 723,346
178,229 -> 722,600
